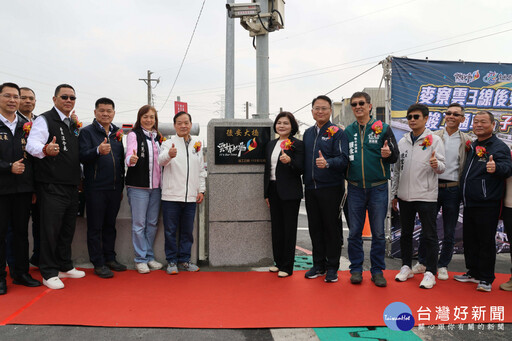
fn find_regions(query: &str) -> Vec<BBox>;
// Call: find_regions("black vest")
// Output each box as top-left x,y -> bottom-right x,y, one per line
34,108 -> 81,186
0,114 -> 34,194
125,128 -> 154,188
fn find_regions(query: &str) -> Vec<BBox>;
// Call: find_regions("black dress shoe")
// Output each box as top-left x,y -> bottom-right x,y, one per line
105,260 -> 127,272
0,280 -> 6,295
94,265 -> 114,278
13,273 -> 42,287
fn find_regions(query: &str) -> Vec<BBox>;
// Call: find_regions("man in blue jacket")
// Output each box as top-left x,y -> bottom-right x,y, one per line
303,95 -> 349,283
79,98 -> 126,278
455,111 -> 512,292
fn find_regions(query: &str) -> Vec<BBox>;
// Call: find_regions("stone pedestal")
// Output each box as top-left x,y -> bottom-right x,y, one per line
206,119 -> 273,266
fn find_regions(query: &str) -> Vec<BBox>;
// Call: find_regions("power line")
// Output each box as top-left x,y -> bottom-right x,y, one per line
292,62 -> 382,115
158,0 -> 207,112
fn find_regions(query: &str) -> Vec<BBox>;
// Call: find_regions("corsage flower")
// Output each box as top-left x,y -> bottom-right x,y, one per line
158,133 -> 166,144
371,120 -> 383,135
325,125 -> 339,139
465,140 -> 472,152
115,130 -> 124,142
475,146 -> 487,159
419,134 -> 433,150
280,139 -> 294,151
71,115 -> 82,137
194,141 -> 202,153
23,121 -> 32,138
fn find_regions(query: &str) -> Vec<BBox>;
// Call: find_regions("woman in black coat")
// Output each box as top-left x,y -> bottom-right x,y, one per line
264,112 -> 304,277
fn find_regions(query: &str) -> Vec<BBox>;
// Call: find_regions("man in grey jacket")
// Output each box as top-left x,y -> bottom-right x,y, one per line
391,103 -> 445,289
412,103 -> 471,281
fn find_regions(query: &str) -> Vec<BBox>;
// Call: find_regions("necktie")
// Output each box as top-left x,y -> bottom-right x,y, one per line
64,117 -> 71,128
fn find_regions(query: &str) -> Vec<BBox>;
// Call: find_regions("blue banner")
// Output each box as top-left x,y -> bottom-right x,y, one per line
391,57 -> 512,139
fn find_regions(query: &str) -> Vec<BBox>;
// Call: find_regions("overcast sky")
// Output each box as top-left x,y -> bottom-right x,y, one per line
2,0 -> 512,141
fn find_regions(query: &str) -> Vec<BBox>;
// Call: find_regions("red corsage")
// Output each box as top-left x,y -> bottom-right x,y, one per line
325,125 -> 339,139
371,120 -> 383,135
194,141 -> 202,153
23,121 -> 32,138
465,140 -> 472,152
280,139 -> 294,150
419,134 -> 433,150
475,146 -> 487,159
71,114 -> 82,137
158,132 -> 166,144
115,130 -> 124,142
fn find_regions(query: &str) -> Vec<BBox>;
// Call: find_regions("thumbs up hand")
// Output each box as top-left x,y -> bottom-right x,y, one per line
98,137 -> 111,155
129,149 -> 139,166
11,158 -> 25,174
279,149 -> 291,164
486,155 -> 496,173
381,140 -> 391,158
429,151 -> 438,170
168,143 -> 177,158
46,136 -> 60,156
316,150 -> 328,169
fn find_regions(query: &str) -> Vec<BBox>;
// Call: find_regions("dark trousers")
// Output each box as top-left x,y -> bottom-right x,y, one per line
398,200 -> 438,275
30,201 -> 41,265
268,181 -> 300,274
305,185 -> 344,271
85,189 -> 122,267
0,193 -> 32,280
418,186 -> 461,268
463,205 -> 501,283
503,206 -> 512,274
37,183 -> 79,280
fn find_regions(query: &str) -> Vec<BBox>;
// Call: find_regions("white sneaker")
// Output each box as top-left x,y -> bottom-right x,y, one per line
148,260 -> 163,270
135,263 -> 150,274
420,271 -> 436,289
412,262 -> 426,274
58,268 -> 85,279
395,265 -> 414,282
269,266 -> 279,273
43,277 -> 65,290
438,267 -> 449,280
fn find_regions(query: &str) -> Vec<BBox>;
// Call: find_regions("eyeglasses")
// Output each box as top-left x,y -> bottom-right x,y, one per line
313,106 -> 330,111
20,96 -> 35,101
406,114 -> 421,120
445,111 -> 463,117
59,95 -> 76,101
351,101 -> 366,107
1,94 -> 20,100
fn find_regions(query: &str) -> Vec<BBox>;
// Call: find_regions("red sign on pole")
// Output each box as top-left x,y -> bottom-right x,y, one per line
174,101 -> 188,115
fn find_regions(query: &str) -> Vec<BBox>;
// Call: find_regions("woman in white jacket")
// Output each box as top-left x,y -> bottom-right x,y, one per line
158,111 -> 206,275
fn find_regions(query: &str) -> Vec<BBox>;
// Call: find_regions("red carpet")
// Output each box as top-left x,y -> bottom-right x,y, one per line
1,269 -> 511,328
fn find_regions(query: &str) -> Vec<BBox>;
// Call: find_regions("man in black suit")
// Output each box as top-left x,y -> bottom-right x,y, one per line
26,84 -> 85,290
0,82 -> 41,295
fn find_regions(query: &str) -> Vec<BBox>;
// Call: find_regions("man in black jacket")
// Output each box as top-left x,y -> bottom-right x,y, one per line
79,98 -> 126,278
455,111 -> 512,292
0,82 -> 41,295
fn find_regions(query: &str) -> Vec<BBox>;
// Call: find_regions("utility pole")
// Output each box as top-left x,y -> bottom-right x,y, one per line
254,1 -> 269,119
139,70 -> 160,106
225,0 -> 235,119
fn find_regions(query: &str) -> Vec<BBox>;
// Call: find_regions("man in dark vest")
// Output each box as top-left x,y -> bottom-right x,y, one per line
26,84 -> 85,290
0,82 -> 42,295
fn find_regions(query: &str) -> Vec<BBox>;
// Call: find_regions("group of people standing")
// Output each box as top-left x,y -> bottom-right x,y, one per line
0,82 -> 205,294
264,92 -> 512,292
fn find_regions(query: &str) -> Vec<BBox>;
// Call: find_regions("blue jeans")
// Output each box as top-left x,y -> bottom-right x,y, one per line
161,201 -> 196,263
127,187 -> 161,263
418,186 -> 460,268
347,182 -> 387,274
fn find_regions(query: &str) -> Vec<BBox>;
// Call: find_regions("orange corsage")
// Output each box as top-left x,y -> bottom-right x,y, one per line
23,121 -> 32,138
280,139 -> 294,150
194,141 -> 202,153
325,125 -> 339,139
371,120 -> 383,135
419,134 -> 433,150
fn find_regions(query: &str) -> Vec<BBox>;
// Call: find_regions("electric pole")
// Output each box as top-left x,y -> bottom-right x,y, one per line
139,70 -> 160,106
